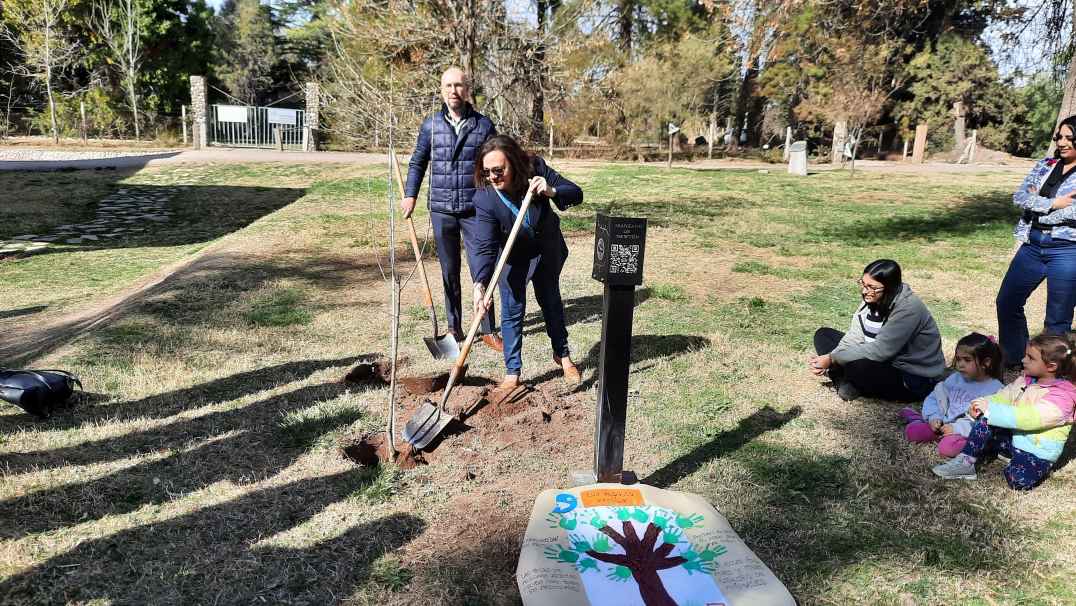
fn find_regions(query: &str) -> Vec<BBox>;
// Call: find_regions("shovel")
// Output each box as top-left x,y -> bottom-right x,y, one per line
390,150 -> 460,360
403,187 -> 536,448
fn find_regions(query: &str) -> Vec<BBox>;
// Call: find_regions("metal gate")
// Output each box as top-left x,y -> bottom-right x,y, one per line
210,104 -> 306,150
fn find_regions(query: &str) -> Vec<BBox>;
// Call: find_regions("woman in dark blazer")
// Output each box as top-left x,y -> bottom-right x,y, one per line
470,135 -> 583,388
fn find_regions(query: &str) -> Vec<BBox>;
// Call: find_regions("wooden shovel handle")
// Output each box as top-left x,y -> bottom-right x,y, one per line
440,188 -> 536,409
390,150 -> 437,331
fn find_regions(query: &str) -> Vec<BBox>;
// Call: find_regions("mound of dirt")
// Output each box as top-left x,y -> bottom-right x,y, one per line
343,377 -> 584,468
341,357 -> 408,384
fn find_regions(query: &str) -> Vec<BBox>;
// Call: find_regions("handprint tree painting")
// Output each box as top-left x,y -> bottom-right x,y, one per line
544,506 -> 727,606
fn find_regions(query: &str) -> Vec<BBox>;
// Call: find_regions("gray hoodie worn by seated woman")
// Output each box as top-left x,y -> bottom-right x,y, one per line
831,283 -> 947,379
813,275 -> 947,403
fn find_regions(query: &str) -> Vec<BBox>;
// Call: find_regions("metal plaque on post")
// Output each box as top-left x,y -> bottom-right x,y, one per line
578,214 -> 646,485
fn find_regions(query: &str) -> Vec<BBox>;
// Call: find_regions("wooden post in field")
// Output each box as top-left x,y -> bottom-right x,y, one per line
969,129 -> 977,163
549,119 -> 554,159
80,101 -> 87,142
912,124 -> 928,164
708,120 -> 714,159
903,140 -> 908,161
274,126 -> 283,152
667,132 -> 673,169
182,105 -> 188,145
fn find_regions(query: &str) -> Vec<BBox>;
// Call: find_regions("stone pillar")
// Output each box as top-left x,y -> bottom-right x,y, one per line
783,126 -> 792,160
953,101 -> 965,148
190,76 -> 207,150
304,82 -> 320,152
831,121 -> 847,164
912,124 -> 928,164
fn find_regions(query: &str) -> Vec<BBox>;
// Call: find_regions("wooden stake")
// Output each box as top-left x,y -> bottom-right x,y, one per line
182,105 -> 187,145
80,101 -> 86,142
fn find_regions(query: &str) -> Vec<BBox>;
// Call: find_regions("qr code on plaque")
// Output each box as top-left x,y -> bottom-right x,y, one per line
609,244 -> 640,273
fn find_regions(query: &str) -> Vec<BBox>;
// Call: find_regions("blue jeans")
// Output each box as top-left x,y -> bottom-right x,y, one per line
498,255 -> 569,376
996,230 -> 1076,364
431,210 -> 495,335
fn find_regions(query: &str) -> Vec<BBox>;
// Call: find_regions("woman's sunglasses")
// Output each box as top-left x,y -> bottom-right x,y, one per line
480,167 -> 506,177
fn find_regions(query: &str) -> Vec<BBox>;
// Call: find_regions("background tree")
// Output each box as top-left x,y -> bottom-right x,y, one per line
214,0 -> 278,104
90,0 -> 145,139
1,0 -> 80,143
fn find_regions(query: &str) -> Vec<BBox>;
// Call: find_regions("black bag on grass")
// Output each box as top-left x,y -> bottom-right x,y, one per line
0,368 -> 82,419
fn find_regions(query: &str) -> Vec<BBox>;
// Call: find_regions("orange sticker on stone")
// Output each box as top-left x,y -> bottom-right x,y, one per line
579,488 -> 646,508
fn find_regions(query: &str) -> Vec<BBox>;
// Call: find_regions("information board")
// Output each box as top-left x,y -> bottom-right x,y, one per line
216,105 -> 249,123
267,108 -> 298,125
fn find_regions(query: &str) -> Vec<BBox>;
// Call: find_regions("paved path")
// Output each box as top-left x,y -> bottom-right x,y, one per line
0,148 -> 385,171
0,146 -> 1036,173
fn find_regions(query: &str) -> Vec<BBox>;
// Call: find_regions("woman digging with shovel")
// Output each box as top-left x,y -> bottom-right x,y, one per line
471,135 -> 583,389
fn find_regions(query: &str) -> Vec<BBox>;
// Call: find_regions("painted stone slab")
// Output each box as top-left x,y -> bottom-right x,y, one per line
518,483 -> 795,606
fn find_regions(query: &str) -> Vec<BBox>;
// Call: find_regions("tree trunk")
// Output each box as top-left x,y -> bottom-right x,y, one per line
45,22 -> 59,144
732,54 -> 759,150
129,74 -> 140,141
617,0 -> 633,55
585,522 -> 687,606
532,0 -> 547,143
1050,2 -> 1076,156
631,568 -> 680,606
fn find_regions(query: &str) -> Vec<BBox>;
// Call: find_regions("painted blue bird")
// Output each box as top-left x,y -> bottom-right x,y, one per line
552,493 -> 578,514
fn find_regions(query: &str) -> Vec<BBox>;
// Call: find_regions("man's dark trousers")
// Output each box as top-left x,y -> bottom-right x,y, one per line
431,209 -> 495,335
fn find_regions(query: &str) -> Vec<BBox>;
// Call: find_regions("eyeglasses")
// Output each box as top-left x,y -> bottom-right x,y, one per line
857,279 -> 884,293
480,167 -> 506,177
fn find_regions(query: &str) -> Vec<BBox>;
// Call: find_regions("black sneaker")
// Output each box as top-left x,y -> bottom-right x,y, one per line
837,383 -> 859,401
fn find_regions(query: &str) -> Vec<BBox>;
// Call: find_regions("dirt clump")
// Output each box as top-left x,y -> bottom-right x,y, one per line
341,357 -> 408,384
340,433 -> 426,470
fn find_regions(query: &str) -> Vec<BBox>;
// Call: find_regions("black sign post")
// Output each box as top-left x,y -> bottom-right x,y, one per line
581,214 -> 647,484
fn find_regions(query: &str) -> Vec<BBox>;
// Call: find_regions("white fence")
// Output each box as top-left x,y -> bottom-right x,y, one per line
210,104 -> 306,150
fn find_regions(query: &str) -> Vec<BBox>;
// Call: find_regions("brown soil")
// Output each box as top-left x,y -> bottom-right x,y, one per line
340,357 -> 409,384
342,375 -> 585,469
340,433 -> 426,470
397,366 -> 467,394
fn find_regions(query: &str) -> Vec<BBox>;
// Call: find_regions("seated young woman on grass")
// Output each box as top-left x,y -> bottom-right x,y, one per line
901,333 -> 1006,457
932,332 -> 1076,489
809,259 -> 946,402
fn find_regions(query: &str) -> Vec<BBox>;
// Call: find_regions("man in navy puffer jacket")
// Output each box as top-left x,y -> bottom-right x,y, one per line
403,68 -> 502,351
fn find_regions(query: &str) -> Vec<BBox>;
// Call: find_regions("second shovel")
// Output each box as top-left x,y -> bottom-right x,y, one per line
391,150 -> 460,360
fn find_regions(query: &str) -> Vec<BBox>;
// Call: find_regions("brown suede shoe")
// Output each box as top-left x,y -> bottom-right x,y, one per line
499,375 -> 520,390
448,330 -> 464,342
553,355 -> 581,382
483,333 -> 504,352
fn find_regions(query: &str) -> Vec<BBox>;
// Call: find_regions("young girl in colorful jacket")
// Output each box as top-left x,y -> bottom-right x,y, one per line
902,333 -> 1005,457
932,333 -> 1076,489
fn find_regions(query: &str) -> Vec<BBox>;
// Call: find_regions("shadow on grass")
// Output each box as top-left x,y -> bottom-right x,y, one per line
644,405 -> 803,488
0,470 -> 427,605
813,192 -> 1020,246
0,378 -> 381,540
0,356 -> 371,436
1,163 -> 306,252
0,305 -> 47,319
526,333 -> 709,388
521,288 -> 650,335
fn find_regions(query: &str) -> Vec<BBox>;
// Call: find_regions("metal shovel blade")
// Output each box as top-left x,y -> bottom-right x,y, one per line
401,400 -> 453,449
423,334 -> 460,360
